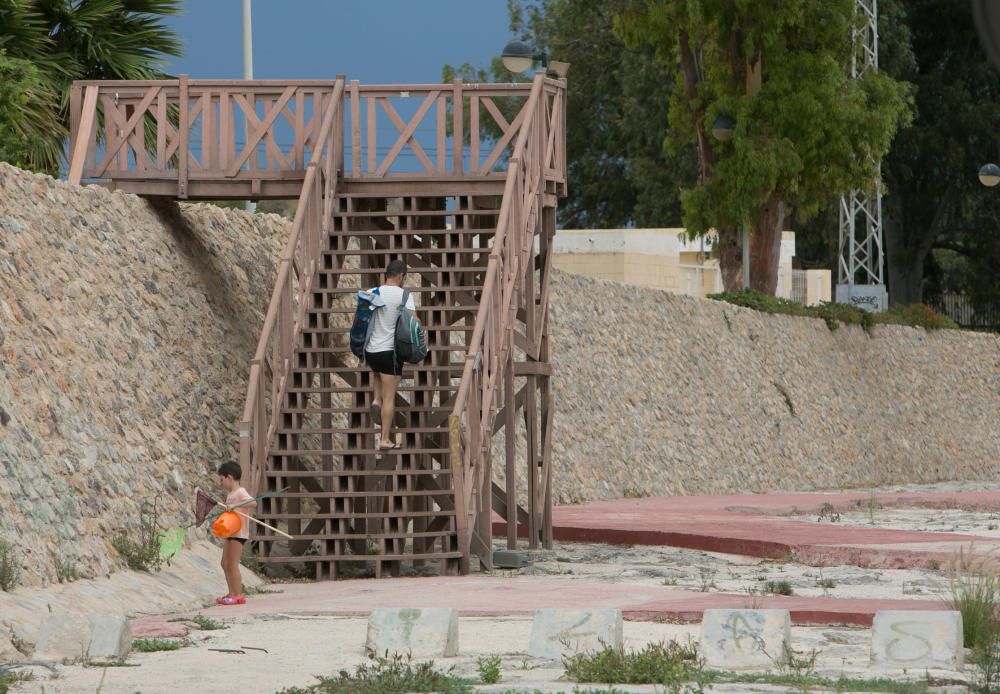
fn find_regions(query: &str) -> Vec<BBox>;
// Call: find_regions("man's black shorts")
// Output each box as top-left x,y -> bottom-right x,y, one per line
365,350 -> 404,376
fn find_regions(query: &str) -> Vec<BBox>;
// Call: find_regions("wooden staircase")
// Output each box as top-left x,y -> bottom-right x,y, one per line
67,73 -> 566,577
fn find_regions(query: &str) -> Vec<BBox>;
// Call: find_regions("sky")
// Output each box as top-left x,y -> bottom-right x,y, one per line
161,0 -> 512,83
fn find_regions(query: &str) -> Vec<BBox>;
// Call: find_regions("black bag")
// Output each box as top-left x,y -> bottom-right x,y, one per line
394,290 -> 428,364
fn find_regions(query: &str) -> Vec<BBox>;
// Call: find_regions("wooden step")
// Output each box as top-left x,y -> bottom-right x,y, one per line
276,426 -> 448,435
290,362 -> 464,371
319,266 -> 485,276
258,552 -> 463,564
324,246 -> 492,256
300,326 -> 472,335
326,227 -> 496,235
254,531 -> 456,542
282,405 -> 449,415
269,447 -> 451,456
263,469 -> 452,478
262,510 -> 455,520
263,488 -> 453,499
293,347 -> 465,356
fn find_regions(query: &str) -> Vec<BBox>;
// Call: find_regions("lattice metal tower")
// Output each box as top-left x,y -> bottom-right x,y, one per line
837,0 -> 888,311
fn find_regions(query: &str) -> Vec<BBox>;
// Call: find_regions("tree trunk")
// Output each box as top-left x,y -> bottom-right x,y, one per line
717,227 -> 743,291
749,193 -> 786,294
883,193 -> 932,306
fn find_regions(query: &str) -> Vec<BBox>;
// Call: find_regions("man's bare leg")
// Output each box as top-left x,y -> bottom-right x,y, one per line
379,374 -> 401,447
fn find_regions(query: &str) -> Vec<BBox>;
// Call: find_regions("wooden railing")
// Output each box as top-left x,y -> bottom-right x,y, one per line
449,74 -> 565,571
68,79 -> 340,193
238,78 -> 345,494
67,77 -> 558,190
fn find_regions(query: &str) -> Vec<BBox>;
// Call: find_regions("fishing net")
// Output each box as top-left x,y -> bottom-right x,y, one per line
194,487 -> 221,527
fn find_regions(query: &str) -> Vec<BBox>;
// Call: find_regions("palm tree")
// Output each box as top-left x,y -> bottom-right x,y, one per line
0,0 -> 182,174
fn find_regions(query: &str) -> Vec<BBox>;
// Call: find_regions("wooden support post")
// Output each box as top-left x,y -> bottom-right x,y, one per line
178,74 -> 190,198
504,347 -> 517,549
68,86 -> 99,186
452,79 -> 463,175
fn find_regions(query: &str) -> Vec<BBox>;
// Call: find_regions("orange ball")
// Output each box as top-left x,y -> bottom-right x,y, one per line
212,511 -> 241,539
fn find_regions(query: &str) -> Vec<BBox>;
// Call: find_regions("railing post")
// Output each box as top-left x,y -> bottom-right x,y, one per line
452,79 -> 463,175
178,74 -> 190,199
449,413 -> 470,573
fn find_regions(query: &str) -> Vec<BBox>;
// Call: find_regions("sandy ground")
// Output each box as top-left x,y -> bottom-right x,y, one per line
6,616 -> 968,694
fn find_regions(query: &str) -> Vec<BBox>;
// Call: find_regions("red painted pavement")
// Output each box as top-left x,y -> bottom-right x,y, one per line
495,490 -> 1000,569
132,575 -> 946,637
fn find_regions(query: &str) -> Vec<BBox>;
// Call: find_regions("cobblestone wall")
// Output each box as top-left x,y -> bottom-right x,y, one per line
0,164 -> 286,586
501,271 -> 1000,504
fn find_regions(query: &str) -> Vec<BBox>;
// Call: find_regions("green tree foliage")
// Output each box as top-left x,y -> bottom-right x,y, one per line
618,0 -> 912,293
877,0 -> 1000,307
0,50 -> 59,169
443,0 -> 696,229
0,0 -> 182,174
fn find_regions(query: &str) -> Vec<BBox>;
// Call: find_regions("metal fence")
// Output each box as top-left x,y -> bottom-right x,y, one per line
933,292 -> 1000,332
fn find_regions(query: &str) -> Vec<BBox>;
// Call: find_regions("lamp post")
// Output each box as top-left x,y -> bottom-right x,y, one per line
711,115 -> 750,289
501,40 -> 570,77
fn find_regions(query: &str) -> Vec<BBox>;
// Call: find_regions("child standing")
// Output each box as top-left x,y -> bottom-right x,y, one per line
216,462 -> 256,606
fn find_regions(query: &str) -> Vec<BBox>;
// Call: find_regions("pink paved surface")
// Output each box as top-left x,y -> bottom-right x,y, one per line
134,490 -> 995,635
133,575 -> 946,637
496,490 -> 1000,569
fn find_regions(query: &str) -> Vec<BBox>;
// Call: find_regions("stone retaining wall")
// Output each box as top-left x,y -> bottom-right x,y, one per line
514,271 -> 1000,505
0,164 -> 286,586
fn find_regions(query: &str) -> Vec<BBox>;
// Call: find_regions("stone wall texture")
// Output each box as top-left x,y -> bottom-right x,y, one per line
0,164 -> 286,586
2,162 -> 1000,585
525,271 -> 1000,504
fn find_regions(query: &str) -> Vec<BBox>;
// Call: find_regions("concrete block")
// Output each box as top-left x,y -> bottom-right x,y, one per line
493,550 -> 532,569
87,614 -> 132,659
871,611 -> 963,669
34,613 -> 90,661
527,608 -> 623,660
365,608 -> 458,658
700,609 -> 791,669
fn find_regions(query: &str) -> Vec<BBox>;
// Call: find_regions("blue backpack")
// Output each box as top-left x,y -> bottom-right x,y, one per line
349,288 -> 385,360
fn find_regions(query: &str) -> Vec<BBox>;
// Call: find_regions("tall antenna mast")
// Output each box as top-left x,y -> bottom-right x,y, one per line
837,0 -> 887,311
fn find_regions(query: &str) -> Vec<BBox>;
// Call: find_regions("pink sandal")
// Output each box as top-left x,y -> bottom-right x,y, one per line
218,595 -> 246,606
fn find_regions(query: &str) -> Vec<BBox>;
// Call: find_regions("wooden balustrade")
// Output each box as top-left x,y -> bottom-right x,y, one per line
68,77 -> 564,197
449,73 -> 563,569
239,78 -> 345,495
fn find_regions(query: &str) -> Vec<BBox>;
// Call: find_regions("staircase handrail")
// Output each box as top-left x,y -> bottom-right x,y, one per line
239,77 -> 345,493
448,72 -> 550,567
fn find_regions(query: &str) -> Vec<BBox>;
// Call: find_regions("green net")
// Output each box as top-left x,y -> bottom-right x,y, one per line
158,527 -> 186,562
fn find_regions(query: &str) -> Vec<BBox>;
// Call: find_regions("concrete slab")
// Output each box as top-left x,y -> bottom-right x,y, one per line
34,613 -> 90,661
495,490 -> 1000,569
87,614 -> 131,659
700,609 -> 791,669
527,608 -> 622,659
365,607 -> 458,658
871,610 -> 964,670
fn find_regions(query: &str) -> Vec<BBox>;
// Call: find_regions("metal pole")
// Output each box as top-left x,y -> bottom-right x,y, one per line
742,224 -> 750,289
243,0 -> 256,214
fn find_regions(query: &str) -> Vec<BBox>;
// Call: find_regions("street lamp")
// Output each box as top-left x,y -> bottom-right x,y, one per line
711,115 -> 736,142
711,114 -> 749,289
979,163 -> 1000,187
501,40 -> 570,78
